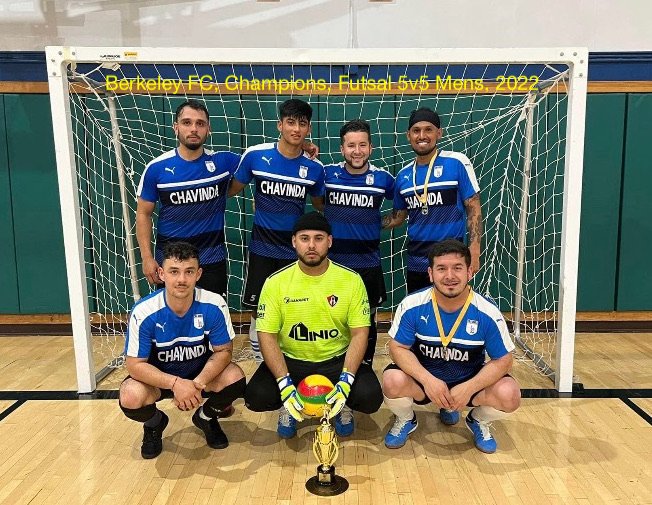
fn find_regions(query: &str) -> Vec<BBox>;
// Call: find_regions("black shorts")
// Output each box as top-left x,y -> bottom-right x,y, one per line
156,260 -> 227,298
353,265 -> 387,308
242,252 -> 295,309
406,269 -> 432,294
384,363 -> 511,407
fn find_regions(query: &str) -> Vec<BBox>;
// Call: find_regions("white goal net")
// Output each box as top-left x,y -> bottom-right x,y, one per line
47,48 -> 587,393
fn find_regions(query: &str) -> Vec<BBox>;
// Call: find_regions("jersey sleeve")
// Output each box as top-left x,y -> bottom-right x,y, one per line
256,277 -> 282,334
206,297 -> 236,347
392,173 -> 408,210
124,308 -> 154,358
232,148 -> 255,185
483,313 -> 514,359
385,172 -> 396,201
388,300 -> 417,346
137,161 -> 159,202
347,274 -> 370,328
216,151 -> 241,175
309,162 -> 325,197
456,154 -> 480,201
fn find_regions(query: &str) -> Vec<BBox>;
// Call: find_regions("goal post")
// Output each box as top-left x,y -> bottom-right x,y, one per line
46,47 -> 588,394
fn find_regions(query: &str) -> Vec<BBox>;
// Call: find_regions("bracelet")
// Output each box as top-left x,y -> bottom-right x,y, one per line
171,376 -> 179,391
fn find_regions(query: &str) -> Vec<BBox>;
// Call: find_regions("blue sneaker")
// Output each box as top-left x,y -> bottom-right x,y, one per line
384,414 -> 418,449
465,411 -> 497,453
439,408 -> 460,426
277,407 -> 297,439
334,406 -> 354,437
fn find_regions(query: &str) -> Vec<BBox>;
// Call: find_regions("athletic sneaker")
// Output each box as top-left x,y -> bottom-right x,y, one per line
192,409 -> 229,449
277,406 -> 297,439
141,411 -> 169,459
439,408 -> 460,426
334,406 -> 354,437
384,414 -> 418,449
465,410 -> 497,453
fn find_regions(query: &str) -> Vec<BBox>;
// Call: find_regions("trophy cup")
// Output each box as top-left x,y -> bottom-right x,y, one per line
305,412 -> 349,496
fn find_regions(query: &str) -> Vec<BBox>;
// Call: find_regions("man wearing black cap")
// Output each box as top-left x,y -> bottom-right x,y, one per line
382,107 -> 482,293
243,211 -> 383,439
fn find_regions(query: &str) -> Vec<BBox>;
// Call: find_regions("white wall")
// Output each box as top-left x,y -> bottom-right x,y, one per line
0,0 -> 651,52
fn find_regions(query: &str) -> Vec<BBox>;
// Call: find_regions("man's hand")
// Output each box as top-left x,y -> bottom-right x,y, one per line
449,381 -> 475,412
302,141 -> 319,159
142,256 -> 161,285
172,377 -> 203,411
422,375 -> 453,409
325,369 -> 355,418
277,375 -> 304,421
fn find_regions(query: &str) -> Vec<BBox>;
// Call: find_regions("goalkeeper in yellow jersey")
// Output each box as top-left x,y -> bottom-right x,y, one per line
244,212 -> 383,438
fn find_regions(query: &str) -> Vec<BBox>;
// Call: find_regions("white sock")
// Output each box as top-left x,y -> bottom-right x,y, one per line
470,406 -> 510,423
384,395 -> 414,421
249,317 -> 263,362
199,405 -> 211,421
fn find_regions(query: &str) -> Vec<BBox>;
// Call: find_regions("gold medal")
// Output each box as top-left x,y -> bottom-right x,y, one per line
431,287 -> 474,347
413,149 -> 438,216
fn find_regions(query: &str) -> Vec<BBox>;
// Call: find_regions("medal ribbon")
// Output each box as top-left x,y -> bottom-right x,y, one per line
431,287 -> 474,348
412,149 -> 438,208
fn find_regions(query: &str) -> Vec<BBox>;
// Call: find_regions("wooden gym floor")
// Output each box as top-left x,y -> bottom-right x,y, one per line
0,333 -> 650,505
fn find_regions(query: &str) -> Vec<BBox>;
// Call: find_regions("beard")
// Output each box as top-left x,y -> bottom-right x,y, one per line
433,280 -> 468,299
298,251 -> 328,268
178,133 -> 206,151
344,155 -> 369,171
412,142 -> 437,158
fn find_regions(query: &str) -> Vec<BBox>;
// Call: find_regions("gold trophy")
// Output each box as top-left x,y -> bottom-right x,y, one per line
305,409 -> 349,495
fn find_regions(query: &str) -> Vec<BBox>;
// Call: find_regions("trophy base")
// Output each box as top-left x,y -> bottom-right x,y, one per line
305,465 -> 349,496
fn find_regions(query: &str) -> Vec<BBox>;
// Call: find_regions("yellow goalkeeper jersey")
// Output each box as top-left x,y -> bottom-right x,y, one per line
256,260 -> 370,362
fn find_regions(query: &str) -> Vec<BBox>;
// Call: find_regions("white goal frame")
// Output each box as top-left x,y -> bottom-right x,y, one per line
46,46 -> 587,394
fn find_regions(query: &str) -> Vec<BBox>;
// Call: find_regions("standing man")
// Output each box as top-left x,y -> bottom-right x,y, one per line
119,242 -> 246,459
228,99 -> 325,361
244,212 -> 383,439
136,99 -> 240,300
323,119 -> 395,364
382,107 -> 482,293
382,240 -> 520,453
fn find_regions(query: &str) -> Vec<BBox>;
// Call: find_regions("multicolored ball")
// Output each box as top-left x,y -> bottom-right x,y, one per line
297,374 -> 334,417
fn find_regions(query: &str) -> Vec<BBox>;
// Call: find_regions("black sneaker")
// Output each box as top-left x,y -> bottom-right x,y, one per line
192,409 -> 229,449
141,411 -> 169,459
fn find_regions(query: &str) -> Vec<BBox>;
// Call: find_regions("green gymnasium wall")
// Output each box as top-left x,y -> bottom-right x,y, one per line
0,92 -> 648,314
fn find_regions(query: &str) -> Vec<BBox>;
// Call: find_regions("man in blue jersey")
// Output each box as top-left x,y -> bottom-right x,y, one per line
324,119 -> 395,364
136,100 -> 240,299
382,240 -> 520,453
382,108 -> 483,293
119,242 -> 246,459
228,99 -> 325,360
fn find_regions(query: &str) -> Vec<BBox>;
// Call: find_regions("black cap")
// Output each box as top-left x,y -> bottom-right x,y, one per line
292,211 -> 332,235
408,107 -> 441,129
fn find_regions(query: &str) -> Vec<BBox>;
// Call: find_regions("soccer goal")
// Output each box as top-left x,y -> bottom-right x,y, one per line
46,47 -> 587,394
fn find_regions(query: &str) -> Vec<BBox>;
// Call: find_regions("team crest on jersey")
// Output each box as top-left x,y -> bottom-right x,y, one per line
194,314 -> 204,329
466,319 -> 478,335
365,173 -> 374,185
299,166 -> 308,178
434,165 -> 443,178
205,160 -> 216,173
326,294 -> 339,307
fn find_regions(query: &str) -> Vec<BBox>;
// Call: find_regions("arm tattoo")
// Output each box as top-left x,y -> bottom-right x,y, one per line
465,194 -> 483,245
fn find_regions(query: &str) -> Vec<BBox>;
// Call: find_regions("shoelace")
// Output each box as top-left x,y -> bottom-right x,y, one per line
279,408 -> 293,427
389,416 -> 413,436
339,407 -> 353,425
477,420 -> 494,441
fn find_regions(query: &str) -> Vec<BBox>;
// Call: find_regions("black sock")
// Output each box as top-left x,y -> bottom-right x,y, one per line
144,409 -> 163,428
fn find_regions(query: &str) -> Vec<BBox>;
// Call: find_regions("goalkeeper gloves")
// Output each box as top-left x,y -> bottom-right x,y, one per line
325,369 -> 355,418
277,374 -> 304,422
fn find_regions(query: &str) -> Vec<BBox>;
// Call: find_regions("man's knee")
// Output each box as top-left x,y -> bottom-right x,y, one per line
493,378 -> 521,412
349,367 -> 383,414
119,378 -> 155,409
381,368 -> 412,398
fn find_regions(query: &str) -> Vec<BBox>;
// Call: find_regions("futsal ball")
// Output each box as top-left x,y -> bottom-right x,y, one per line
297,374 -> 334,417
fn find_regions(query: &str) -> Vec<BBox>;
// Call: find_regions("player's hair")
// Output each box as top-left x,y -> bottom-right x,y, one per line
339,119 -> 371,144
162,241 -> 200,264
279,98 -> 312,122
428,239 -> 471,267
174,99 -> 210,122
